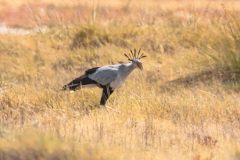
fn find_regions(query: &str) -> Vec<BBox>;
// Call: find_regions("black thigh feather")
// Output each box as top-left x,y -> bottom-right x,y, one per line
100,85 -> 114,105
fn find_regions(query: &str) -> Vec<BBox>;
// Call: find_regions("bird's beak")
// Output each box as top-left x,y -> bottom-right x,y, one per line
137,63 -> 143,70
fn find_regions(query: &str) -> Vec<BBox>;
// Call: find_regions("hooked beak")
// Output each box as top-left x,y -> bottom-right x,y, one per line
137,62 -> 143,70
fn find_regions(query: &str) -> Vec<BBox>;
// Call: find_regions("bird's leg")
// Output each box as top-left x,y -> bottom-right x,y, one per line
100,85 -> 113,106
99,85 -> 120,113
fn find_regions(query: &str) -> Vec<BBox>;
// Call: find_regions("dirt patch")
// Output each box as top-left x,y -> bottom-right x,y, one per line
0,2 -> 231,28
0,24 -> 48,35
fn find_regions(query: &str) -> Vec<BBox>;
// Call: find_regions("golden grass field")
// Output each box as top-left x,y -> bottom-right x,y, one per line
0,0 -> 240,159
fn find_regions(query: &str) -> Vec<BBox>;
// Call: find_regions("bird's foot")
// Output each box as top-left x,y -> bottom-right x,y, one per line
99,105 -> 120,113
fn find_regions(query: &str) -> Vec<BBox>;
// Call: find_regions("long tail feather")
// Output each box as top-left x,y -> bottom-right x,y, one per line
62,75 -> 97,91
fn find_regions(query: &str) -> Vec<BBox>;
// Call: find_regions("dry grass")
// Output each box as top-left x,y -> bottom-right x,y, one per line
0,0 -> 240,160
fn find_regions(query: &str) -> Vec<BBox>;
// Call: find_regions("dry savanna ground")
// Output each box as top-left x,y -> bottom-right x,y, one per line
0,0 -> 240,160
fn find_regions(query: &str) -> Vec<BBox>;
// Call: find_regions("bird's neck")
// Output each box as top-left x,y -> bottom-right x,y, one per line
121,62 -> 137,77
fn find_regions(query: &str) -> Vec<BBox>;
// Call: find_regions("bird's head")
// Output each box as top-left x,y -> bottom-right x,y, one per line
124,48 -> 146,70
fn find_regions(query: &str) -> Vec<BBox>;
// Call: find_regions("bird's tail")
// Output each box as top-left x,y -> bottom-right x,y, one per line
62,75 -> 97,91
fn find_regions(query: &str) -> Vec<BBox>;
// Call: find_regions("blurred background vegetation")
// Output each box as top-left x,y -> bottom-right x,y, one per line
0,0 -> 239,160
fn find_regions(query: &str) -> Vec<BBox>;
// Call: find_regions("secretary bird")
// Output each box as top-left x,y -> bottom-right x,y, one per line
62,48 -> 146,107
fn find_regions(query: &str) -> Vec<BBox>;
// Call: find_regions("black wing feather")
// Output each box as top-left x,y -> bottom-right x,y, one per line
62,75 -> 98,91
62,67 -> 100,91
85,67 -> 99,75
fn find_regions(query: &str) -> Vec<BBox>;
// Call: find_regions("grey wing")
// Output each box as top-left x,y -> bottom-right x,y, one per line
88,67 -> 118,85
